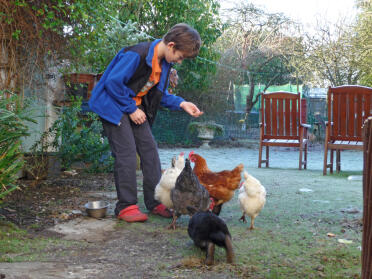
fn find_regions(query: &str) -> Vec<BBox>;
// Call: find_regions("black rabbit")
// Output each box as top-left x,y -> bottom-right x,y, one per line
187,210 -> 234,265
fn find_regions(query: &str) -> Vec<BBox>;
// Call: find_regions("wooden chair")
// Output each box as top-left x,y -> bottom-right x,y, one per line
323,85 -> 372,175
258,92 -> 310,170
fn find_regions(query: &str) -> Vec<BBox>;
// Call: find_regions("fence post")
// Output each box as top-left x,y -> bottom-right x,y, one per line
362,117 -> 372,279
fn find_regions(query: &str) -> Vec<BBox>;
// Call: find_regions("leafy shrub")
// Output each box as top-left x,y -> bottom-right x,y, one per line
0,91 -> 33,200
45,97 -> 113,172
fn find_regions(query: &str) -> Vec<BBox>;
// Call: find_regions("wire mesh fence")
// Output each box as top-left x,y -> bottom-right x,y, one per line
152,109 -> 261,145
152,95 -> 328,145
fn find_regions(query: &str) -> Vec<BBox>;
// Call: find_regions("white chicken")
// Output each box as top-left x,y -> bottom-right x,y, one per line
238,171 -> 266,230
154,152 -> 185,209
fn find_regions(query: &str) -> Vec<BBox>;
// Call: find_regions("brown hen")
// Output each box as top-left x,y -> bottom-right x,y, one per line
189,151 -> 244,215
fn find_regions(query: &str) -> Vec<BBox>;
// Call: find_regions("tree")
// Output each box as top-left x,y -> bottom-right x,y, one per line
304,17 -> 362,87
354,0 -> 372,86
214,3 -> 302,114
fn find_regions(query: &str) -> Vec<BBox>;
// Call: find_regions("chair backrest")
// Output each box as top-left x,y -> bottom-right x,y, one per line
260,92 -> 302,139
327,86 -> 372,142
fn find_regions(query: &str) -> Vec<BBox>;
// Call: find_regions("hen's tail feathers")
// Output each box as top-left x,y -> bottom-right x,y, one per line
186,206 -> 198,215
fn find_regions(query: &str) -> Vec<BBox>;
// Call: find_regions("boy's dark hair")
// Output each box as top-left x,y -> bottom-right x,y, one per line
163,23 -> 201,58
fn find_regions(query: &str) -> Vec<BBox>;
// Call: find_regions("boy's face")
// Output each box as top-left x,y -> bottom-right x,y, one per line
165,43 -> 186,64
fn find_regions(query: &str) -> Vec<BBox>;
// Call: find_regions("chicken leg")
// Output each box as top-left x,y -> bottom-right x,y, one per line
239,213 -> 247,223
168,212 -> 178,230
249,216 -> 256,230
239,213 -> 256,230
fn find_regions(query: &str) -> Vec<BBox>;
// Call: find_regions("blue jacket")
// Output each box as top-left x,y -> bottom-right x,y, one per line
89,39 -> 184,125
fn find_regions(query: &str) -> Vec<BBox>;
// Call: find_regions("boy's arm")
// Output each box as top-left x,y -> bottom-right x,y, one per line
160,89 -> 184,110
104,51 -> 140,114
160,90 -> 203,117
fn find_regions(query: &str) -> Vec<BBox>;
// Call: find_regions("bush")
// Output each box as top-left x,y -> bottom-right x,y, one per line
0,91 -> 33,200
45,97 -> 113,172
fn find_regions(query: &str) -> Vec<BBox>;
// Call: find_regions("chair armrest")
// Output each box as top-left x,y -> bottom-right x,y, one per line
301,123 -> 311,129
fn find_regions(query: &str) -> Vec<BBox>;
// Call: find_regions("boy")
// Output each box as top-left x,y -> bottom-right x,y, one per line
89,23 -> 203,222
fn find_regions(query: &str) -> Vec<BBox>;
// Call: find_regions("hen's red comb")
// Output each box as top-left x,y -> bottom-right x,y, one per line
188,151 -> 194,159
180,152 -> 184,156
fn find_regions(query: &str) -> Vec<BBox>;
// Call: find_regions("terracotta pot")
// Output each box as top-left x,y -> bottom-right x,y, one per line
92,73 -> 104,91
63,73 -> 96,100
96,73 -> 104,82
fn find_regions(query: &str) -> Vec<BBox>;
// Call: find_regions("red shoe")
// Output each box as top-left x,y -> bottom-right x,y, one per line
151,204 -> 173,218
117,205 -> 148,222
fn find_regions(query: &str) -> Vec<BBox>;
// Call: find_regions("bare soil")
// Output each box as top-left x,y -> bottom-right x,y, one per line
1,172 -> 115,232
0,171 -> 239,279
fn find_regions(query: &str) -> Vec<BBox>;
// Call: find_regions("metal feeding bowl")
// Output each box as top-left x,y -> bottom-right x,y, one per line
84,201 -> 109,218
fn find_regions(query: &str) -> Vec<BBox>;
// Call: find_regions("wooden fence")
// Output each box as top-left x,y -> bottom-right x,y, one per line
362,117 -> 372,279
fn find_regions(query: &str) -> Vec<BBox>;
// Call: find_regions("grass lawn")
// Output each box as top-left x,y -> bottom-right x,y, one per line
0,149 -> 363,278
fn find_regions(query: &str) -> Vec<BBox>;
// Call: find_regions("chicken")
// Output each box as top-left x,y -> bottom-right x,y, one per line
169,159 -> 210,229
188,151 -> 244,215
238,171 -> 266,230
188,210 -> 234,265
154,152 -> 185,209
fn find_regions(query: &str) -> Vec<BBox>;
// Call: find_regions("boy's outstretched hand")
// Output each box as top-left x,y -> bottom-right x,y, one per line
180,101 -> 204,117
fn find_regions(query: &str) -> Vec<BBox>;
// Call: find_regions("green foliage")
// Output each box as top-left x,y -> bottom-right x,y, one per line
0,91 -> 33,200
58,0 -> 156,73
355,0 -> 372,86
4,0 -> 137,74
117,0 -> 223,95
68,20 -> 151,73
41,97 -> 112,172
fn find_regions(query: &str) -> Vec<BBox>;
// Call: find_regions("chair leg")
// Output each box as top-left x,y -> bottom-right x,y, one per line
323,143 -> 328,175
258,143 -> 263,168
323,126 -> 330,175
299,142 -> 303,170
336,150 -> 341,173
330,149 -> 334,174
266,146 -> 269,168
304,142 -> 308,170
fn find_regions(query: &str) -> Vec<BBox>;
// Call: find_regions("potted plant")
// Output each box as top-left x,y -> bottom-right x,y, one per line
188,121 -> 224,148
62,72 -> 97,101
